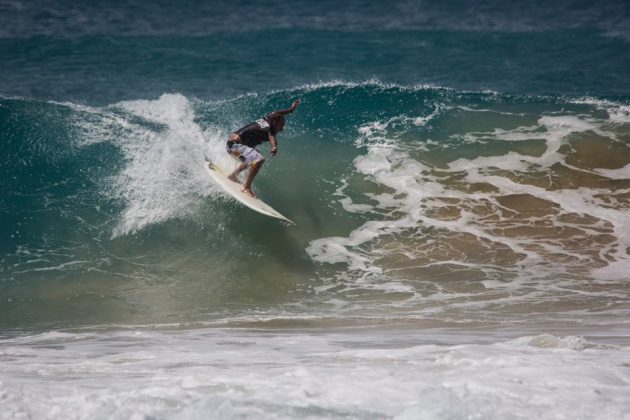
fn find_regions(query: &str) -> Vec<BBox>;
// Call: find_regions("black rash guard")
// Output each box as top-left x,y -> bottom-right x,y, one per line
234,115 -> 276,148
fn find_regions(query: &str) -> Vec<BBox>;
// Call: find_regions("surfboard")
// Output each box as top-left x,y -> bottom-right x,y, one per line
205,159 -> 294,224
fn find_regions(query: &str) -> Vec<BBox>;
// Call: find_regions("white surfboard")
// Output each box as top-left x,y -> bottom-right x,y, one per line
205,159 -> 294,224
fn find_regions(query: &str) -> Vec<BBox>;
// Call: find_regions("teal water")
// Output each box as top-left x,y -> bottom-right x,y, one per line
1,1 -> 630,418
2,84 -> 629,331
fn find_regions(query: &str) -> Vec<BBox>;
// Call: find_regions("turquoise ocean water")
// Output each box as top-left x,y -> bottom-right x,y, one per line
1,1 -> 630,418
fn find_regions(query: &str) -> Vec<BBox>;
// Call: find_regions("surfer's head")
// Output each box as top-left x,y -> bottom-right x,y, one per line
267,114 -> 286,133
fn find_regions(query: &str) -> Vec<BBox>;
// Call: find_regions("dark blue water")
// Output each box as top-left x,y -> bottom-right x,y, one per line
1,0 -> 630,104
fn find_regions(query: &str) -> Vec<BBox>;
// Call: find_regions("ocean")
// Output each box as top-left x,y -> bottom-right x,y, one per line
1,0 -> 630,418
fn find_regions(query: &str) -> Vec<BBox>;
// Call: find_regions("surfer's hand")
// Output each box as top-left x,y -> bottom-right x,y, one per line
290,99 -> 300,112
271,148 -> 278,156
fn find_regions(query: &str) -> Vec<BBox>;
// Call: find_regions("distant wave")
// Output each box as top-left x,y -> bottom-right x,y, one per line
1,0 -> 628,38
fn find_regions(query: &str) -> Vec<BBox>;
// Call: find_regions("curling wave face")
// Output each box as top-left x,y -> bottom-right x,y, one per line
1,82 -> 630,331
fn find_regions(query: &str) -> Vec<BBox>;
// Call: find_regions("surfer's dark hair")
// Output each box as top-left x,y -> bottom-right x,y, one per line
267,113 -> 286,132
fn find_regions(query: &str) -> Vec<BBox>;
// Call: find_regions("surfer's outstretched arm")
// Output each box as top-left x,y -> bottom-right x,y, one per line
271,99 -> 301,117
269,135 -> 278,156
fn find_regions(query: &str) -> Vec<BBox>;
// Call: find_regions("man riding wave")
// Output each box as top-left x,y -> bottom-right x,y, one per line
226,99 -> 301,198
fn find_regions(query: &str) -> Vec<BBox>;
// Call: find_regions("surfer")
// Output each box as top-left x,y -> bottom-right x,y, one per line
226,99 -> 301,197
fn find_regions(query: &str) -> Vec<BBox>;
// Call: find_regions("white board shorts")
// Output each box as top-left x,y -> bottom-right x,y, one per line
226,141 -> 265,165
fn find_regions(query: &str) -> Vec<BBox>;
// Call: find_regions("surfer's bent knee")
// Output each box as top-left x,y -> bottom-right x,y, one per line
251,157 -> 265,167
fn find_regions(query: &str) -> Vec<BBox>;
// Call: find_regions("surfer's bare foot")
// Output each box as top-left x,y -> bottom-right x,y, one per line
228,174 -> 239,183
241,187 -> 256,198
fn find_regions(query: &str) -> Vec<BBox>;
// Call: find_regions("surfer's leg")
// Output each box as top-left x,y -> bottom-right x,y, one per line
226,137 -> 250,182
242,159 -> 264,198
228,162 -> 247,182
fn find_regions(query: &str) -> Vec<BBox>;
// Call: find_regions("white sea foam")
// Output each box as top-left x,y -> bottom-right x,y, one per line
295,78 -> 447,94
110,94 -> 227,236
449,116 -> 604,172
0,329 -> 628,419
68,93 -> 232,237
308,108 -> 630,297
571,97 -> 630,124
595,163 -> 630,180
413,105 -> 444,126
